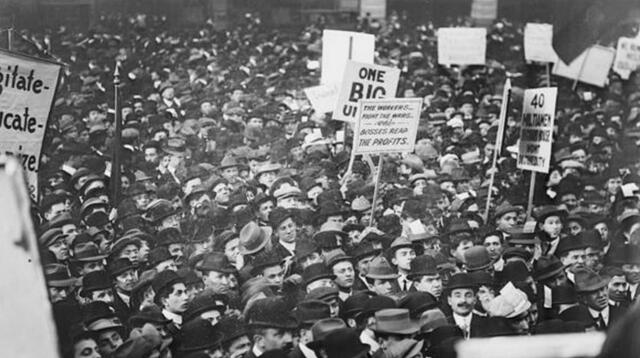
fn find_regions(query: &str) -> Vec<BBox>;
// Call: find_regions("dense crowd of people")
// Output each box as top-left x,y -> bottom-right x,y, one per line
22,8 -> 640,358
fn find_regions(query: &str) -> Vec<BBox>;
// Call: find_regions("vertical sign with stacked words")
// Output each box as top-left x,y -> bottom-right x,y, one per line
0,50 -> 61,197
333,61 -> 400,122
517,87 -> 557,173
353,98 -> 422,154
437,28 -> 487,66
321,30 -> 375,85
613,37 -> 640,79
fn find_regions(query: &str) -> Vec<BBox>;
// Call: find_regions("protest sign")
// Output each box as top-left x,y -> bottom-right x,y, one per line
353,98 -> 422,155
0,158 -> 60,358
517,87 -> 557,173
437,28 -> 487,65
304,83 -> 339,114
613,37 -> 640,79
321,30 -> 375,85
333,61 -> 400,122
552,45 -> 615,87
524,23 -> 557,63
0,49 -> 61,197
471,0 -> 498,27
360,0 -> 386,19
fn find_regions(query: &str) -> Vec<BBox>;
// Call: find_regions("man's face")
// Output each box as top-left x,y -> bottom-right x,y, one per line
79,261 -> 105,276
97,330 -> 123,356
224,238 -> 240,265
163,283 -> 189,313
90,289 -> 115,304
278,196 -> 300,209
392,247 -> 416,272
74,338 -> 101,358
451,239 -> 474,263
203,270 -> 230,294
262,265 -> 284,288
541,216 -> 563,238
585,247 -> 601,270
544,270 -> 568,288
145,147 -> 159,164
560,250 -> 586,273
260,328 -> 293,352
332,261 -> 355,289
583,287 -> 608,311
114,269 -> 138,292
325,215 -> 344,226
46,202 -> 67,221
48,286 -> 69,303
566,221 -> 583,236
200,102 -> 213,116
357,255 -> 375,276
496,212 -> 518,232
448,288 -> 476,316
168,243 -> 185,265
561,194 -> 579,211
372,278 -> 394,296
133,193 -> 151,210
221,166 -> 239,182
307,278 -> 334,293
257,201 -> 274,221
258,171 -> 277,188
138,241 -> 150,263
415,274 -> 443,298
118,244 -> 140,265
276,218 -> 297,244
622,264 -> 640,284
228,335 -> 251,358
483,235 -> 503,260
48,237 -> 70,261
608,275 -> 629,302
594,223 -> 609,242
605,177 -> 622,195
213,184 -> 231,205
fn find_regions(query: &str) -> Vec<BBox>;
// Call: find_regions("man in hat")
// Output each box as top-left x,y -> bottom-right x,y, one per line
83,302 -> 126,357
269,207 -> 297,259
365,257 -> 399,297
254,194 -> 275,227
556,235 -> 588,282
109,258 -> 139,323
445,273 -> 487,339
388,237 -> 417,292
350,241 -> 381,291
152,270 -> 189,326
246,297 -> 297,357
197,251 -> 236,295
40,228 -> 70,263
81,270 -> 115,305
325,249 -> 355,302
252,251 -> 285,291
371,308 -> 422,357
408,255 -> 443,299
493,202 -> 520,235
574,269 -> 627,330
291,300 -> 332,358
302,262 -> 336,293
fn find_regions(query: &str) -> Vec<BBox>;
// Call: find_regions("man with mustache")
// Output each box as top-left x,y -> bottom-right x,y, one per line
245,297 -> 297,357
575,269 -> 627,331
445,273 -> 488,339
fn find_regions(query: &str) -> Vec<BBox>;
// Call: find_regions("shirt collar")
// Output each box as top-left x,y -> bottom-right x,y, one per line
162,309 -> 183,326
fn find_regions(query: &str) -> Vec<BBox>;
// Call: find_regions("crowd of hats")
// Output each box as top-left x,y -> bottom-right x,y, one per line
21,6 -> 640,358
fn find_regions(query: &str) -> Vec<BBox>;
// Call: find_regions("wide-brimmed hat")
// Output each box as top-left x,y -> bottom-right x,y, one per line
555,235 -> 588,256
109,235 -> 142,258
493,202 -> 520,220
365,256 -> 398,280
239,221 -> 272,255
108,258 -> 137,278
574,269 -> 608,293
373,308 -> 421,335
349,241 -> 381,262
183,290 -> 228,323
39,228 -> 67,248
143,199 -> 179,223
45,264 -> 79,287
255,162 -> 282,178
218,316 -> 249,345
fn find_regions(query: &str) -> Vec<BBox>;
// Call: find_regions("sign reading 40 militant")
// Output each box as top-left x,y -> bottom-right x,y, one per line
0,50 -> 61,197
353,98 -> 422,155
517,87 -> 557,173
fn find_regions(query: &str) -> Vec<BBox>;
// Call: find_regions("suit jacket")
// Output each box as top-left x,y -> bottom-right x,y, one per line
353,275 -> 371,292
112,291 -> 135,324
446,313 -> 489,338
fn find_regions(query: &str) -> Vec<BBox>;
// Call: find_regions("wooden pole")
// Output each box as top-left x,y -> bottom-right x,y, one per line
7,28 -> 12,50
110,62 -> 122,205
369,155 -> 384,227
527,172 -> 536,220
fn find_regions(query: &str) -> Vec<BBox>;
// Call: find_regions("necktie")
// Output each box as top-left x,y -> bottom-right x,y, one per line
597,313 -> 606,330
402,279 -> 408,291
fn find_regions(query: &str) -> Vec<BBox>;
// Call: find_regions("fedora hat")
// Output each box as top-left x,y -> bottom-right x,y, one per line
324,249 -> 351,268
218,155 -> 239,170
407,255 -> 438,280
239,221 -> 272,255
39,228 -> 67,248
196,251 -> 235,273
574,269 -> 608,293
295,300 -> 331,326
533,255 -> 565,281
73,242 -> 107,262
349,241 -> 381,262
148,247 -> 173,268
373,308 -> 420,335
45,264 -> 79,287
388,236 -> 414,255
419,308 -> 448,334
365,256 -> 398,280
305,286 -> 339,303
109,235 -> 142,258
306,318 -> 348,350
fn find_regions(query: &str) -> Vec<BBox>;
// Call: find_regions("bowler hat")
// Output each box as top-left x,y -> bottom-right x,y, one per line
196,251 -> 235,273
357,295 -> 397,321
407,255 -> 438,279
80,270 -> 112,297
176,318 -> 224,353
151,270 -> 184,295
445,273 -> 477,291
156,227 -> 183,247
45,263 -> 79,287
555,236 -> 588,256
463,246 -> 492,271
574,269 -> 608,293
373,308 -> 420,335
533,255 -> 565,281
239,221 -> 272,255
109,236 -> 142,258
469,271 -> 495,288
398,292 -> 438,319
295,300 -> 331,326
313,228 -> 346,250
341,292 -> 374,319
365,256 -> 398,280
246,297 -> 297,329
218,316 -> 249,345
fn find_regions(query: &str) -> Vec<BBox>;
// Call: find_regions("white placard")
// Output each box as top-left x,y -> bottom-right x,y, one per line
517,87 -> 557,173
321,30 -> 375,85
613,37 -> 640,79
333,61 -> 400,122
304,83 -> 339,114
0,50 -> 61,198
552,45 -> 615,87
437,28 -> 487,66
524,23 -> 558,63
353,98 -> 422,154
